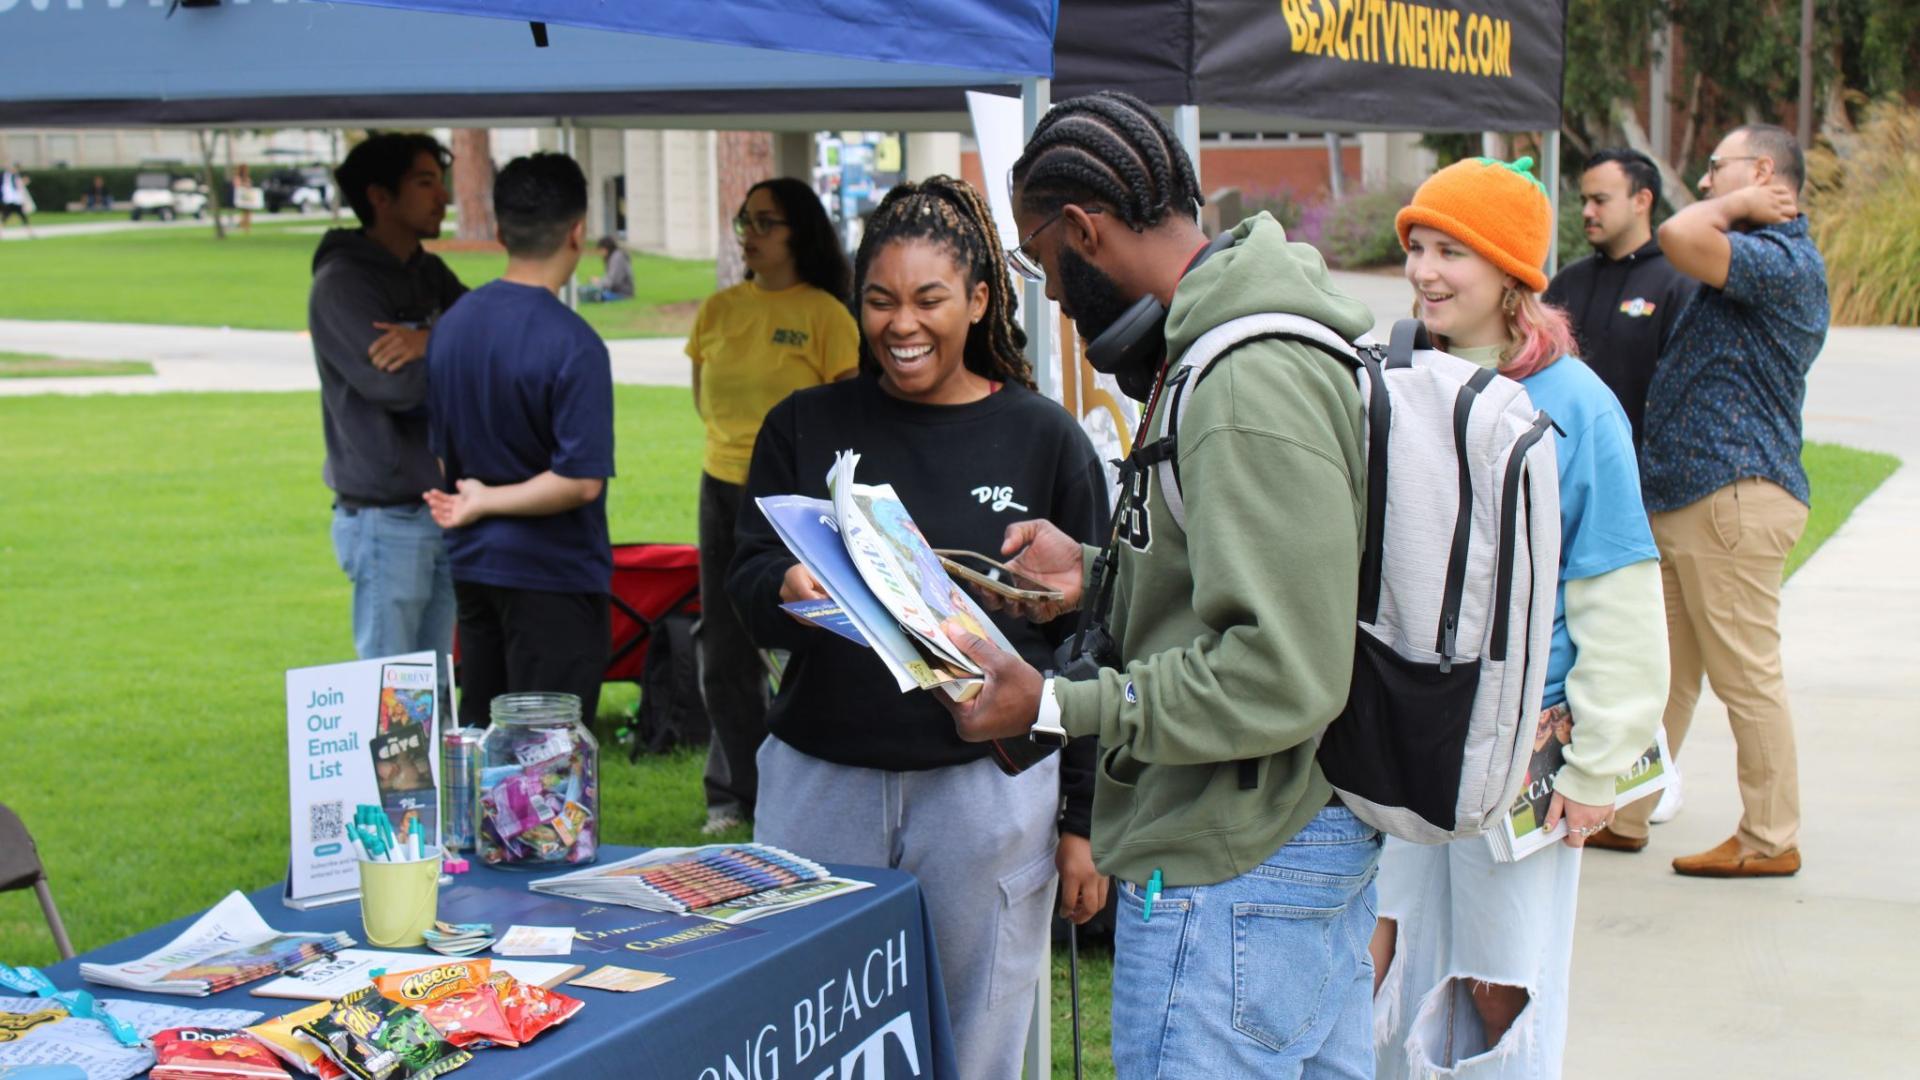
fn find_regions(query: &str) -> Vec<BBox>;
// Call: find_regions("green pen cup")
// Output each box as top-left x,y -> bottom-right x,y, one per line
357,848 -> 442,948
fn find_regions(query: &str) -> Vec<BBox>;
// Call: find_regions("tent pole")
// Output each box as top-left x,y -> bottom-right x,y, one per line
1174,104 -> 1201,193
562,117 -> 579,310
1544,128 -> 1562,279
1324,132 -> 1345,200
1021,77 -> 1054,400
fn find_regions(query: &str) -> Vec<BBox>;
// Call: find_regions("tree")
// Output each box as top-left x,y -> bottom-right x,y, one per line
714,131 -> 774,289
195,129 -> 227,240
450,129 -> 496,244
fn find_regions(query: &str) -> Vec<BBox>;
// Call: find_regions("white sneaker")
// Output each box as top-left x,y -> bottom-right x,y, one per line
700,810 -> 745,837
1650,768 -> 1684,824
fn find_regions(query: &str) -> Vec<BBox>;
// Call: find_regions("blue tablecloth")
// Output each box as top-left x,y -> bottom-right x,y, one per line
43,847 -> 959,1079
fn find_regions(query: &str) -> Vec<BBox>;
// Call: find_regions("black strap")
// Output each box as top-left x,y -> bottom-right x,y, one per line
1237,759 -> 1259,790
1434,368 -> 1496,668
1387,318 -> 1429,368
1489,411 -> 1556,661
1355,346 -> 1392,623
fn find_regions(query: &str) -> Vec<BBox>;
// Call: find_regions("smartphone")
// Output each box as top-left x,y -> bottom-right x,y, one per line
933,549 -> 1064,603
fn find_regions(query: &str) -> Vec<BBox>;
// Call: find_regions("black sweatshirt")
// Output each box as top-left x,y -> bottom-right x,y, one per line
728,373 -> 1107,837
1544,237 -> 1699,449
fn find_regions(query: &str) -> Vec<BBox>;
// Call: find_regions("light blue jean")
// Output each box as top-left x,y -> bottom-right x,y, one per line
1111,804 -> 1382,1080
330,504 -> 454,673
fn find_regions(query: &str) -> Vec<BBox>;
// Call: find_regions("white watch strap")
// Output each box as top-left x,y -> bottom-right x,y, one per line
1035,676 -> 1066,736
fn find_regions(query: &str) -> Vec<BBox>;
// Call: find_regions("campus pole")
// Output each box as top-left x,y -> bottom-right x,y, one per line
1021,76 -> 1055,400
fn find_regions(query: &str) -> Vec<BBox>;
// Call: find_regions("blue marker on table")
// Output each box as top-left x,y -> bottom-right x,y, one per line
1143,869 -> 1163,923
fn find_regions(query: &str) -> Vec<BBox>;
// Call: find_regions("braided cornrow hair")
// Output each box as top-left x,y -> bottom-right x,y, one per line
851,175 -> 1033,389
1010,90 -> 1203,229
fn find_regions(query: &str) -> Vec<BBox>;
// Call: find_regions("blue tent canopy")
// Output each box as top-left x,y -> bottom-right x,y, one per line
0,0 -> 1055,125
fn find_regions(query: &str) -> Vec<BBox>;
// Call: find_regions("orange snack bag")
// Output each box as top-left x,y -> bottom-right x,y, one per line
374,960 -> 492,1007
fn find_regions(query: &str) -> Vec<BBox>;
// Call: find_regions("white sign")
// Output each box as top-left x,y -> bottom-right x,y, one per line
283,651 -> 440,908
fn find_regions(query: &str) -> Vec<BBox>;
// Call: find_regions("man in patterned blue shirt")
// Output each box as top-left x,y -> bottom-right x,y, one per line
1607,124 -> 1827,878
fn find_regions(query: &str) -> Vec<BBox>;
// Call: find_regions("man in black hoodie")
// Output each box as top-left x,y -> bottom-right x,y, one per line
310,133 -> 467,671
1545,149 -> 1697,450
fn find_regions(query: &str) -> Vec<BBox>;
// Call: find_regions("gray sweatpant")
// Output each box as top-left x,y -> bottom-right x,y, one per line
755,735 -> 1060,1080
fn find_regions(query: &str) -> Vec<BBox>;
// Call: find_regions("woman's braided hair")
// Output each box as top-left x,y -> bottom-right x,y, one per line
851,175 -> 1032,389
1010,90 -> 1203,229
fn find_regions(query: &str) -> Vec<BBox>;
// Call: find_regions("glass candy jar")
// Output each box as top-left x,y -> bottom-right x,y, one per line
476,692 -> 599,870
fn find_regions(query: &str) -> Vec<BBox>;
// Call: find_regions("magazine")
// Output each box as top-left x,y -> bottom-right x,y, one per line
0,996 -> 263,1080
1487,703 -> 1673,862
755,450 -> 1022,701
529,844 -> 866,923
79,891 -> 355,996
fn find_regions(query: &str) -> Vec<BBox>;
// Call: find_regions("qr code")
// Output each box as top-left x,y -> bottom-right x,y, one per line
310,800 -> 345,842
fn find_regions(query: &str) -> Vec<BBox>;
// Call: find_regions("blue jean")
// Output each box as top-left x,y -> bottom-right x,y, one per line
330,504 -> 455,674
1111,804 -> 1381,1080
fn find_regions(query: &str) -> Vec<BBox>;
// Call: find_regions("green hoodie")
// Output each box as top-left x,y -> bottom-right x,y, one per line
1055,213 -> 1374,887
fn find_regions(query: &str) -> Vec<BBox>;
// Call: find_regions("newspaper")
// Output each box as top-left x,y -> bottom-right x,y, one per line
0,995 -> 261,1080
529,844 -> 866,924
756,450 -> 1021,701
1487,704 -> 1673,862
78,890 -> 354,996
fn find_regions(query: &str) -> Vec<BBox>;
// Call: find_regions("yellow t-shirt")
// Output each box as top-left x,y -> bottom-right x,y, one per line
686,280 -> 861,484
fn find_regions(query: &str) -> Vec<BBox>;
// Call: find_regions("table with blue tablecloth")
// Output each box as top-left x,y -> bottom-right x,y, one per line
43,847 -> 959,1079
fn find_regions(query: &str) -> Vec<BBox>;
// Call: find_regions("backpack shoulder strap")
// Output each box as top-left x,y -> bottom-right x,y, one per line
1151,313 -> 1360,532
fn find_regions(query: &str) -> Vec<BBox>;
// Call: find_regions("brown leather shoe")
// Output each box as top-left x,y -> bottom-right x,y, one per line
1672,836 -> 1801,878
1582,825 -> 1648,852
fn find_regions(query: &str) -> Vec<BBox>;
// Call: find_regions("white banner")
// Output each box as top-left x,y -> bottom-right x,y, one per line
283,652 -> 440,907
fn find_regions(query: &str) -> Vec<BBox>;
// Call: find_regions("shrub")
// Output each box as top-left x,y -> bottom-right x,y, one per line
1304,185 -> 1413,269
1240,187 -> 1306,233
1807,101 -> 1920,326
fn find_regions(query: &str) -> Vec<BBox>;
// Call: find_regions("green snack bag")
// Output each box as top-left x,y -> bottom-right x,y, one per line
296,986 -> 471,1080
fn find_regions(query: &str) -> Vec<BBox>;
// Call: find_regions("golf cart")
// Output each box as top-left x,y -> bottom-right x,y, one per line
129,171 -> 209,221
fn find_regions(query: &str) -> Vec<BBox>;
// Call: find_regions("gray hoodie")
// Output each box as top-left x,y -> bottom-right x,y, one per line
308,228 -> 467,505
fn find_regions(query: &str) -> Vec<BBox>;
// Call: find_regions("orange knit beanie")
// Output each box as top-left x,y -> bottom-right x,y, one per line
1395,156 -> 1552,292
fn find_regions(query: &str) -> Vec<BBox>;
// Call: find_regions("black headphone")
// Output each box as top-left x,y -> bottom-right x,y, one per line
1083,230 -> 1238,402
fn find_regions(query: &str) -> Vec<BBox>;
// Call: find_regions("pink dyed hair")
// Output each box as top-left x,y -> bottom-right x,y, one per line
1419,288 -> 1578,380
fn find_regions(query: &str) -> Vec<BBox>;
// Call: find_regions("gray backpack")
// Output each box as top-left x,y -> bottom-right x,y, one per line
1151,315 -> 1561,843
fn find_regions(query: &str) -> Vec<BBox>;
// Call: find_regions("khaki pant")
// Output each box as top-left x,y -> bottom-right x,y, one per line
1614,478 -> 1808,856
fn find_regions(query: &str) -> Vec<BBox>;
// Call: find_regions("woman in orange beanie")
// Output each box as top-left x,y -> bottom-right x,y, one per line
1369,157 -> 1670,1079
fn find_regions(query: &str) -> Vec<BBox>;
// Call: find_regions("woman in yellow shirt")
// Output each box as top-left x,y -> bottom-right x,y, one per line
686,177 -> 859,835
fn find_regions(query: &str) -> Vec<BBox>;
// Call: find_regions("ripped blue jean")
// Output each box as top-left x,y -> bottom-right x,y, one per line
1110,805 -> 1382,1080
1373,835 -> 1582,1079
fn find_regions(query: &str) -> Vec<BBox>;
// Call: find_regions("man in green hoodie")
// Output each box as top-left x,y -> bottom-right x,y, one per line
943,92 -> 1380,1076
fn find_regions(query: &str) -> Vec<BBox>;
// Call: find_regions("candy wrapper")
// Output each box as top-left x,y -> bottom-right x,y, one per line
150,1026 -> 293,1079
372,961 -> 490,1007
247,1004 -> 345,1079
415,985 -> 517,1050
294,987 -> 470,1080
485,973 -> 584,1046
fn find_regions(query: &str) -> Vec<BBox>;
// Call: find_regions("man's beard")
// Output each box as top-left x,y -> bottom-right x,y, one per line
1058,245 -> 1134,344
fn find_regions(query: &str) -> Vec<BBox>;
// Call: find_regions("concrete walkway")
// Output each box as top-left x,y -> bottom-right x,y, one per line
3,274 -> 1915,1073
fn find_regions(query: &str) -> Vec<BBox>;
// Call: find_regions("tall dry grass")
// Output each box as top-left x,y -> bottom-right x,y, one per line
1807,102 -> 1920,326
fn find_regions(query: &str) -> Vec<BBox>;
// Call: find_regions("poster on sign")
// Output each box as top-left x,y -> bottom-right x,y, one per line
283,651 -> 441,909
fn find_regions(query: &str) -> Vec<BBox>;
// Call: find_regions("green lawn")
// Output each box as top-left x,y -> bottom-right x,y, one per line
1787,443 -> 1902,578
0,350 -> 153,378
0,389 -> 1897,1080
0,223 -> 714,339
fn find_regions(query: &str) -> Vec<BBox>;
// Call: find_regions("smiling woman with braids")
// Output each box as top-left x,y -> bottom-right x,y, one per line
726,176 -> 1108,1079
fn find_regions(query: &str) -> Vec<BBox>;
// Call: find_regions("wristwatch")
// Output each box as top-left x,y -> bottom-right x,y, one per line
1030,676 -> 1070,748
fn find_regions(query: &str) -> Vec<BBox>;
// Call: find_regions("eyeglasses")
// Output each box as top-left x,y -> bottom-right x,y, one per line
1005,206 -> 1102,282
1706,154 -> 1760,176
732,212 -> 788,238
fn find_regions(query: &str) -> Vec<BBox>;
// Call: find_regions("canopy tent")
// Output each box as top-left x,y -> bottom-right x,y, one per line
0,0 -> 1055,126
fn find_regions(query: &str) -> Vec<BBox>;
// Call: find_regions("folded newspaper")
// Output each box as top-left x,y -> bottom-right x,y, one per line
756,450 -> 1019,701
1487,704 -> 1673,862
79,891 -> 354,996
0,995 -> 262,1080
529,844 -> 871,924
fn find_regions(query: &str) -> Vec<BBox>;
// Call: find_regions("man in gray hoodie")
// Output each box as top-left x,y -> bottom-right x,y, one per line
310,133 -> 467,670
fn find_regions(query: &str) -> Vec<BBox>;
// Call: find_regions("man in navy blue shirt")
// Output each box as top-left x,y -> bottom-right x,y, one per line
425,153 -> 615,725
1606,124 -> 1828,878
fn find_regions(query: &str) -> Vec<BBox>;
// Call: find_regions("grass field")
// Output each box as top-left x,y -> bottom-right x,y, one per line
0,220 -> 715,339
0,388 -> 1897,1076
0,350 -> 153,378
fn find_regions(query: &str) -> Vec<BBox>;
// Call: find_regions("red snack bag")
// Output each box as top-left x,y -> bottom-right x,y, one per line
484,972 -> 584,1045
415,984 -> 518,1050
151,1026 -> 294,1079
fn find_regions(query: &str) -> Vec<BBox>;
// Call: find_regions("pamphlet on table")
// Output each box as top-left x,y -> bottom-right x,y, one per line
284,651 -> 444,908
0,995 -> 262,1080
79,891 -> 353,996
248,950 -> 582,1002
529,843 -> 870,924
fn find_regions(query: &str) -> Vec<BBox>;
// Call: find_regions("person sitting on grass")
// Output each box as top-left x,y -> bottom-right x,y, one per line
580,236 -> 634,303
